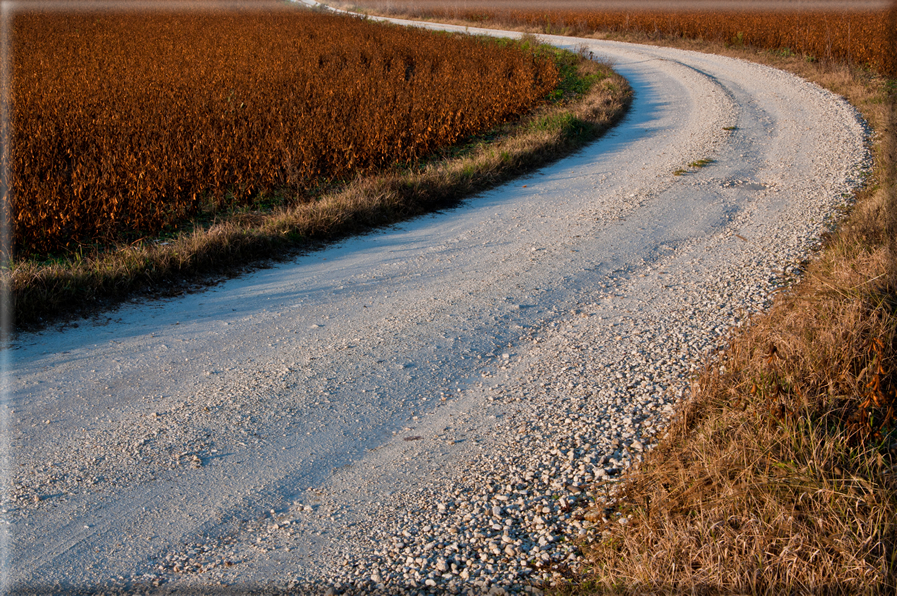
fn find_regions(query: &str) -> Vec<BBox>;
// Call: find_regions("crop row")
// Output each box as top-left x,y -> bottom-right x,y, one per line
373,1 -> 897,77
10,8 -> 558,255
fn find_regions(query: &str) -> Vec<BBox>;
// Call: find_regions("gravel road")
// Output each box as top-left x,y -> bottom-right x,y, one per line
4,14 -> 870,595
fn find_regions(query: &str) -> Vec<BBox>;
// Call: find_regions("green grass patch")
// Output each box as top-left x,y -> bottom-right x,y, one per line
673,158 -> 714,176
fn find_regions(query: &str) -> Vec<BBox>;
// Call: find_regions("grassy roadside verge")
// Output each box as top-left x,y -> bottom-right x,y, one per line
342,6 -> 897,592
564,26 -> 897,596
574,128 -> 895,594
576,74 -> 897,592
8,42 -> 631,333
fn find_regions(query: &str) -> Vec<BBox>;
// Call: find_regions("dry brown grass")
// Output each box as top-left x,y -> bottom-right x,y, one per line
579,271 -> 897,592
9,48 -> 630,331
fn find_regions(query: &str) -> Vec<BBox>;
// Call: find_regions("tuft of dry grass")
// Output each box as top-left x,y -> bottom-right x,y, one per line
8,47 -> 630,332
580,276 -> 897,592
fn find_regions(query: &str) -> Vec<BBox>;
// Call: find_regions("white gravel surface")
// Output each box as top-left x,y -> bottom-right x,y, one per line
4,9 -> 871,595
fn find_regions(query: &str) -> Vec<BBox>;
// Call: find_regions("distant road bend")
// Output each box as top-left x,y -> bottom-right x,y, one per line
6,9 -> 869,592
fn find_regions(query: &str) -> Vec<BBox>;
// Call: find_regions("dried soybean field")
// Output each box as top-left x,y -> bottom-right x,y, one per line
354,0 -> 897,77
9,7 -> 558,255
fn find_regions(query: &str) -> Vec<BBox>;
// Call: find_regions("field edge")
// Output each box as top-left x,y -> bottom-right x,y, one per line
8,43 -> 632,334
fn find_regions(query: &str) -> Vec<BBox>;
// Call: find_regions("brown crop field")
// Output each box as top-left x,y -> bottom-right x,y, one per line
9,7 -> 558,256
353,0 -> 897,77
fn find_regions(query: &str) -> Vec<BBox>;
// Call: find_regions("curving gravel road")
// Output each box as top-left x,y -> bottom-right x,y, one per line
4,12 -> 870,595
